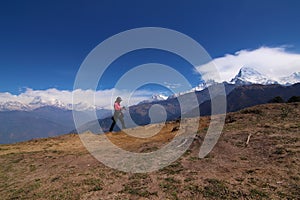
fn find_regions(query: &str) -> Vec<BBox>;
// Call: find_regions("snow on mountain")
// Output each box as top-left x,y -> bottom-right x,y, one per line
138,94 -> 168,104
230,67 -> 300,86
168,67 -> 299,100
230,67 -> 278,85
0,101 -> 30,111
189,79 -> 217,92
72,102 -> 97,111
168,79 -> 218,99
279,72 -> 300,85
28,96 -> 68,110
1,68 -> 299,111
152,94 -> 168,101
0,96 -> 91,111
192,82 -> 209,92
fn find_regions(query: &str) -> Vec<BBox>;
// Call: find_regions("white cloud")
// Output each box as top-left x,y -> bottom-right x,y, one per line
197,46 -> 300,82
163,82 -> 182,89
0,88 -> 153,110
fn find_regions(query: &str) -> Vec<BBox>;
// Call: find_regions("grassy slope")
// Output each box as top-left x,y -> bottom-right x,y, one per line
0,103 -> 299,200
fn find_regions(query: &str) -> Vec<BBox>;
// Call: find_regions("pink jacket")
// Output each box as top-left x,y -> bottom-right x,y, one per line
114,102 -> 122,111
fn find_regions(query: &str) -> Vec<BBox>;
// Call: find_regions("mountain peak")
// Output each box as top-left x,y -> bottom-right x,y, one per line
279,71 -> 300,85
138,94 -> 168,104
230,67 -> 278,85
236,67 -> 264,78
240,66 -> 260,73
290,71 -> 300,78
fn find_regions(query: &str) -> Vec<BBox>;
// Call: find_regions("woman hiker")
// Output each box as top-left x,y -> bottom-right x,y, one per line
109,96 -> 126,132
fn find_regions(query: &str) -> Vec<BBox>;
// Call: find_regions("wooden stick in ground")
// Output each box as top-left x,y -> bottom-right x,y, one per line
246,133 -> 252,146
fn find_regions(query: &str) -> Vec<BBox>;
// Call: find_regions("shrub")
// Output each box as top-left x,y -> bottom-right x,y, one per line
281,106 -> 291,119
288,96 -> 300,103
268,96 -> 285,103
240,109 -> 262,115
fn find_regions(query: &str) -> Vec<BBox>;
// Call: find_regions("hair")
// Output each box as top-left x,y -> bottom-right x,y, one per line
116,97 -> 122,102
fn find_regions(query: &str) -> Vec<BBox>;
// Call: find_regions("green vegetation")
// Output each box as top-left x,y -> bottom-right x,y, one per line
269,96 -> 300,103
240,108 -> 262,115
159,177 -> 181,199
203,179 -> 231,199
280,106 -> 292,119
121,177 -> 157,198
164,177 -> 181,184
8,179 -> 41,200
249,189 -> 269,199
273,147 -> 286,155
287,96 -> 300,103
159,161 -> 184,175
29,164 -> 36,172
269,96 -> 285,103
122,184 -> 156,197
188,156 -> 201,161
184,184 -> 201,195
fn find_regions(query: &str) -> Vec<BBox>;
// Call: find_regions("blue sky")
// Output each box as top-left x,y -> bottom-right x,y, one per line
1,0 -> 300,95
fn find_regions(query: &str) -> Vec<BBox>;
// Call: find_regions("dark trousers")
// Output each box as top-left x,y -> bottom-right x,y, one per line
109,111 -> 125,132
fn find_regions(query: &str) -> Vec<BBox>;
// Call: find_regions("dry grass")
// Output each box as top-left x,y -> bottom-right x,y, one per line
0,103 -> 299,199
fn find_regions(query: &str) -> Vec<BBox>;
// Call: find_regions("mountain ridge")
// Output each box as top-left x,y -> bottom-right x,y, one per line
76,83 -> 300,134
1,83 -> 299,144
0,106 -> 111,144
167,67 -> 300,99
1,67 -> 299,111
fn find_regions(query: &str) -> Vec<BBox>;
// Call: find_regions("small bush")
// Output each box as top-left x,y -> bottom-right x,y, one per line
164,177 -> 181,184
240,109 -> 262,115
288,96 -> 300,103
268,96 -> 285,103
159,161 -> 184,175
281,107 -> 291,119
273,147 -> 286,155
225,115 -> 236,123
122,184 -> 155,197
250,189 -> 269,198
203,179 -> 230,198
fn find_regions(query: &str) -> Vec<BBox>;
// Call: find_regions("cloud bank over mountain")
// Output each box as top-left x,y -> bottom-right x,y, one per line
197,46 -> 300,82
0,88 -> 153,111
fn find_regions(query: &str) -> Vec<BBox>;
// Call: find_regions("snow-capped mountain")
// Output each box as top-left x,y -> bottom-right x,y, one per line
1,67 -> 299,111
0,95 -> 106,111
230,67 -> 278,85
0,101 -> 30,111
168,79 -> 217,99
190,79 -> 218,92
29,96 -> 67,110
138,94 -> 168,104
167,67 -> 300,100
279,72 -> 300,85
229,67 -> 300,86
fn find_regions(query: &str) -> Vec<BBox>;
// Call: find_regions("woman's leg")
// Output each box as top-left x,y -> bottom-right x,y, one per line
109,117 -> 116,132
119,116 -> 126,129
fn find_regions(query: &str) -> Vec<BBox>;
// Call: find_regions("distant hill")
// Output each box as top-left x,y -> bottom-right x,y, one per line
189,83 -> 300,117
0,110 -> 71,144
0,107 -> 111,144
